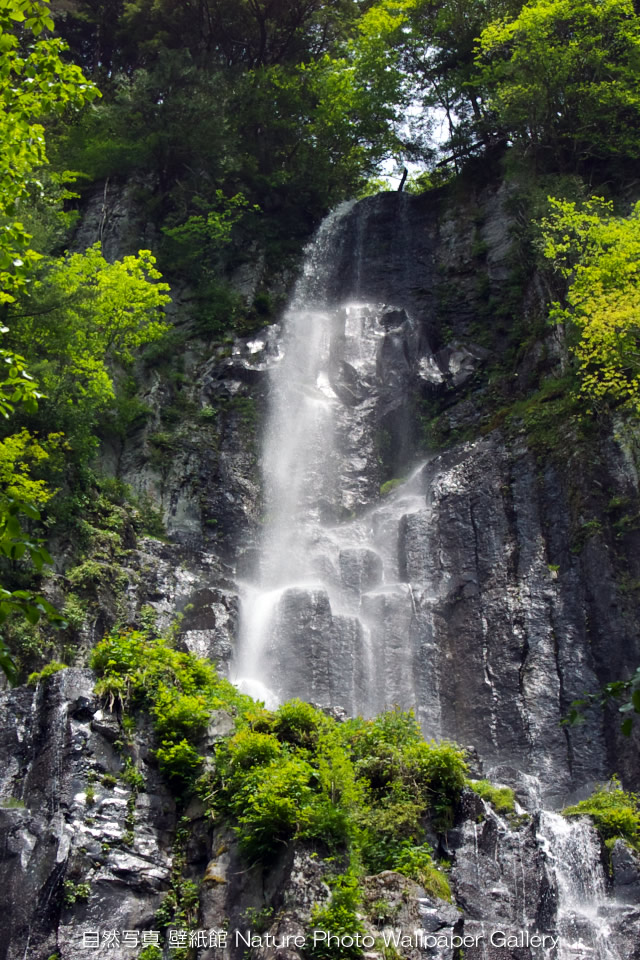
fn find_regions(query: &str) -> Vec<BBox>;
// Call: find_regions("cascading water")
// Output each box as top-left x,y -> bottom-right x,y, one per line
233,201 -> 434,721
536,812 -> 629,960
231,198 -> 638,959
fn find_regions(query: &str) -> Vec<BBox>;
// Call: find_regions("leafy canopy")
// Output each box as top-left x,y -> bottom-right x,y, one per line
0,0 -> 99,302
476,0 -> 640,164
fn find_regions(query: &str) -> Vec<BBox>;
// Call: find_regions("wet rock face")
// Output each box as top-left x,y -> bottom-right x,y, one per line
0,670 -> 175,960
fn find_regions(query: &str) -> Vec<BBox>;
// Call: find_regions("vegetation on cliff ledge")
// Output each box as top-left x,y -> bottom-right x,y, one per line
91,625 -> 468,941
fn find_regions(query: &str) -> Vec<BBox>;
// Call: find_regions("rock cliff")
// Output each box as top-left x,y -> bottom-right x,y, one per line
1,185 -> 639,959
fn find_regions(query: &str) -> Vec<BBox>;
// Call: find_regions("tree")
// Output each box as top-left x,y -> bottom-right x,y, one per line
385,0 -> 523,161
0,0 -> 99,304
540,196 -> 640,414
0,346 -> 60,683
7,244 -> 170,464
475,0 -> 640,166
0,0 -> 98,682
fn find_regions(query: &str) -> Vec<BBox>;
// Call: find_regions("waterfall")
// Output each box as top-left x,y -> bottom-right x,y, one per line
537,812 -> 632,960
232,201 -> 433,720
230,198 -> 638,959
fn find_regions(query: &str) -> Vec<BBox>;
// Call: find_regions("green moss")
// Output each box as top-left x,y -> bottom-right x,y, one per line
27,661 -> 68,686
67,559 -> 107,589
379,478 -> 405,496
469,779 -> 516,813
563,779 -> 640,851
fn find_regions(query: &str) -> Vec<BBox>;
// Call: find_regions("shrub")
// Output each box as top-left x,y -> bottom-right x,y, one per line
563,779 -> 640,850
307,874 -> 364,960
393,843 -> 451,901
91,631 -> 470,888
91,628 -> 252,792
156,739 -> 203,784
272,699 -> 323,747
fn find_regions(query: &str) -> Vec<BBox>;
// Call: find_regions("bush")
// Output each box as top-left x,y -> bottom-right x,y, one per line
307,874 -> 364,960
91,631 -> 470,886
272,699 -> 323,747
90,628 -> 252,792
393,843 -> 451,901
156,739 -> 203,784
563,779 -> 640,850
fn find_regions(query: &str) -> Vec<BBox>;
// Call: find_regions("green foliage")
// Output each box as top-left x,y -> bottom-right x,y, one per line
91,632 -> 465,925
7,244 -> 170,459
380,478 -> 404,496
0,350 -> 66,680
0,0 -> 99,303
209,703 -> 467,884
91,627 -> 253,792
539,196 -> 640,415
563,779 -> 640,851
121,757 -> 145,793
138,948 -> 162,960
27,660 -> 67,686
469,779 -> 516,813
307,873 -> 365,960
564,666 -> 640,736
61,593 -> 87,631
51,0 -> 407,270
162,192 -> 255,283
155,819 -> 200,934
62,879 -> 91,907
393,843 -> 452,901
476,0 -> 640,165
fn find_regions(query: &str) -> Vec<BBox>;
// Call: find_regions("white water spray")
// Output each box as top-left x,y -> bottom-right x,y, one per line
233,202 -> 431,717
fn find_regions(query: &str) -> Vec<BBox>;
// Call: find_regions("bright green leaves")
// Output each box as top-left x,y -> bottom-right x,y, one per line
0,345 -> 42,419
0,0 -> 99,302
0,339 -> 64,682
90,628 -> 252,789
476,0 -> 640,162
6,244 -> 170,463
0,491 -> 62,666
27,244 -> 171,371
563,778 -> 640,850
211,702 -> 468,870
91,629 -> 469,885
539,196 -> 640,413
